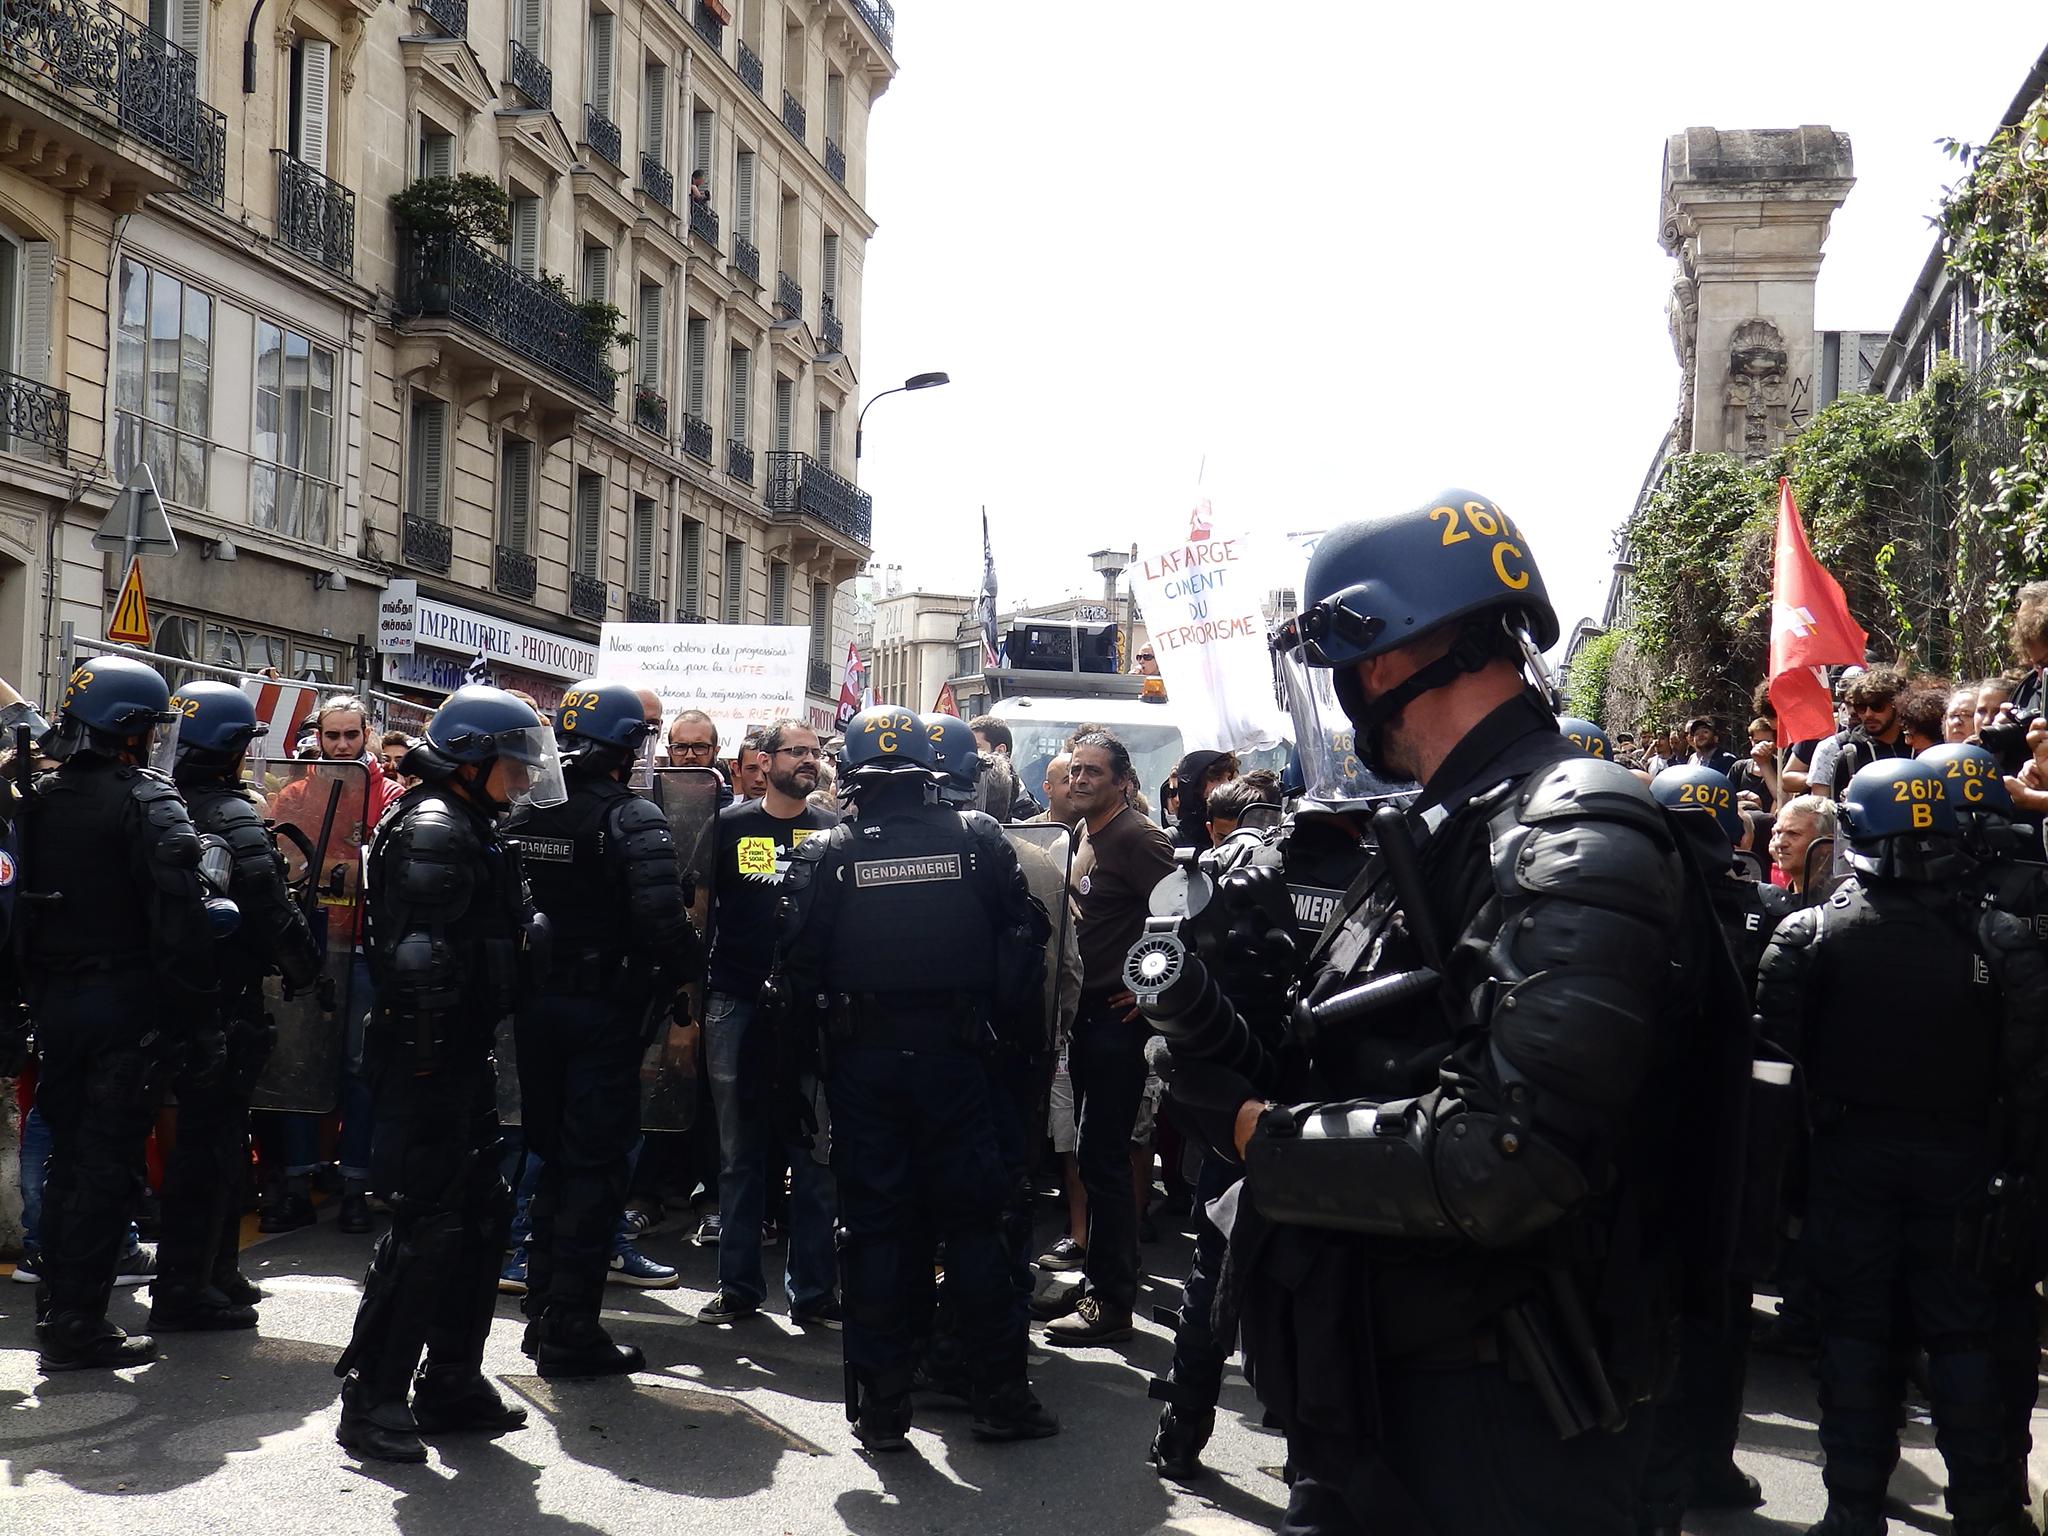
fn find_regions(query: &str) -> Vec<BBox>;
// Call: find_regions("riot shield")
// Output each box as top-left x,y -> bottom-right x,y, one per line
1007,823 -> 1077,1054
251,759 -> 370,1113
638,767 -> 723,1130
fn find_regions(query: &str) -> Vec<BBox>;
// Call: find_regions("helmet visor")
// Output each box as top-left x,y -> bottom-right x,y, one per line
147,712 -> 183,775
1273,585 -> 1386,669
492,726 -> 568,809
1274,644 -> 1417,803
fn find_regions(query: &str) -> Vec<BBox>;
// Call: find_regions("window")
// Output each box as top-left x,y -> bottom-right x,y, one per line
733,147 -> 754,242
630,494 -> 657,597
722,537 -> 745,623
288,37 -> 332,175
407,396 -> 448,524
767,558 -> 788,626
816,405 -> 834,469
773,374 -> 792,453
112,256 -> 212,507
509,191 -> 541,276
957,644 -> 981,680
581,242 -> 608,303
643,62 -> 667,167
499,435 -> 534,550
251,320 -> 337,543
685,315 -> 708,421
419,126 -> 455,178
637,280 -> 662,391
0,235 -> 53,385
691,108 -> 715,193
573,469 -> 603,579
727,344 -> 750,444
778,188 -> 798,279
147,0 -> 203,58
825,70 -> 844,141
679,516 -> 702,617
810,580 -> 831,663
512,0 -> 543,54
586,10 -> 615,124
821,229 -> 838,309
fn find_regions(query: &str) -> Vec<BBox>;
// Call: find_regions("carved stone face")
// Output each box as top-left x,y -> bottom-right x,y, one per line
1726,320 -> 1791,462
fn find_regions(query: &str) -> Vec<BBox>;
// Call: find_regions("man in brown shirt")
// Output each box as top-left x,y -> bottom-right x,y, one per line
1044,730 -> 1176,1345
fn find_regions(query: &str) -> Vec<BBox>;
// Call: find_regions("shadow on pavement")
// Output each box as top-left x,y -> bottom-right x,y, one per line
354,1433 -> 611,1536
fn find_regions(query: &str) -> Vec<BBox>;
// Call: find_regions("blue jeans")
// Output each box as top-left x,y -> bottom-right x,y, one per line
280,956 -> 375,1180
503,1132 -> 645,1259
18,1103 -> 140,1257
706,991 -> 834,1310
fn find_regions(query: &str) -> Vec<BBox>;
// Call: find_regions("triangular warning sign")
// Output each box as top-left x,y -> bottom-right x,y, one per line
107,557 -> 151,645
92,461 -> 177,557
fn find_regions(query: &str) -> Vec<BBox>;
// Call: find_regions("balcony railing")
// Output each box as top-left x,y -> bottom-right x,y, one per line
687,198 -> 719,249
732,233 -> 760,284
417,0 -> 465,38
766,450 -> 871,547
691,0 -> 721,47
507,37 -> 551,109
275,151 -> 356,276
495,543 -> 537,599
635,388 -> 668,435
627,592 -> 661,624
781,89 -> 807,142
189,102 -> 224,207
735,39 -> 764,97
851,0 -> 894,53
726,438 -> 754,484
640,154 -> 673,209
397,227 -> 615,405
807,657 -> 832,697
582,103 -> 621,165
0,0 -> 212,176
403,513 -> 451,572
820,302 -> 843,355
1,369 -> 69,464
570,570 -> 607,621
776,270 -> 802,322
681,414 -> 713,463
824,138 -> 845,184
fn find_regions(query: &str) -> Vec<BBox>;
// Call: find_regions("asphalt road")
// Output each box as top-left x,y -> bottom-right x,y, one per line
1,1211 -> 2040,1535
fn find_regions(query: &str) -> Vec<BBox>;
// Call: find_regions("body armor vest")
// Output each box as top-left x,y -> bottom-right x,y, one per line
824,807 -> 998,997
22,759 -> 154,966
512,775 -> 627,959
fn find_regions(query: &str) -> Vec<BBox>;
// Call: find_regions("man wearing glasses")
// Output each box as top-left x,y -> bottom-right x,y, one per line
1805,666 -> 1910,803
698,721 -> 842,1327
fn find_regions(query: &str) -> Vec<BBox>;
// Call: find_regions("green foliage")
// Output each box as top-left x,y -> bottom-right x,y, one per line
390,174 -> 509,243
1564,626 -> 1623,723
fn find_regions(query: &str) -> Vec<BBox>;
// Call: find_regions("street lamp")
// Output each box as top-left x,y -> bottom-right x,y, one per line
855,371 -> 950,460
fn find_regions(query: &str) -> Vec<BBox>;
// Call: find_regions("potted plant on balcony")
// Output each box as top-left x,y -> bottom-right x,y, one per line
634,384 -> 667,428
393,175 -> 510,309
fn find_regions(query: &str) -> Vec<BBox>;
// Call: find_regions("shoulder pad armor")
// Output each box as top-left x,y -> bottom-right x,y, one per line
1518,756 -> 1668,834
131,771 -> 201,868
1496,800 -> 1679,913
1767,905 -> 1822,950
1980,905 -> 2037,957
385,797 -> 482,918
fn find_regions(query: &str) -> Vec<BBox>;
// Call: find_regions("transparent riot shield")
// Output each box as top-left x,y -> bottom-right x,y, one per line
1006,823 -> 1077,1055
639,767 -> 724,1130
251,759 -> 371,1113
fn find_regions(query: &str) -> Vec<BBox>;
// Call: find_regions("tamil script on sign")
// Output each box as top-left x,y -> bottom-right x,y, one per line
596,623 -> 811,749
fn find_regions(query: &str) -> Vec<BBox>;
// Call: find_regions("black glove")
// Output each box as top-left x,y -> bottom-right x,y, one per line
1147,1034 -> 1259,1164
0,1005 -> 30,1078
183,1025 -> 228,1090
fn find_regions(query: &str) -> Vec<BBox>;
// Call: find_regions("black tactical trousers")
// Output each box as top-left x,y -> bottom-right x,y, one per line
339,1039 -> 510,1405
1806,1118 -> 2019,1529
159,996 -> 271,1289
1639,1271 -> 1752,1524
31,973 -> 166,1322
514,993 -> 643,1318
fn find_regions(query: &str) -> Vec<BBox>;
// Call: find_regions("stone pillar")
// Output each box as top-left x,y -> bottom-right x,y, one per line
1660,126 -> 1854,461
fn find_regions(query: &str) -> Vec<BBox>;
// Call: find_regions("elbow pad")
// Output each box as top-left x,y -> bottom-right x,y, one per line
386,930 -> 460,1015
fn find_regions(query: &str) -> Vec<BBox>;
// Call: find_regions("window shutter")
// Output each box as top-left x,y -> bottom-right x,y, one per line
638,283 -> 661,390
727,346 -> 749,442
632,496 -> 656,596
680,517 -> 702,616
734,150 -> 754,241
517,0 -> 542,54
576,471 -> 603,577
816,408 -> 833,467
692,109 -> 714,184
412,399 -> 446,522
588,12 -> 613,120
810,580 -> 830,660
686,317 -> 707,419
422,132 -> 455,178
821,230 -> 838,302
826,71 -> 843,137
19,241 -> 51,384
773,375 -> 792,452
297,38 -> 331,175
511,195 -> 541,275
644,64 -> 666,160
175,0 -> 203,56
582,243 -> 607,303
503,440 -> 532,549
723,537 -> 745,623
768,560 -> 788,625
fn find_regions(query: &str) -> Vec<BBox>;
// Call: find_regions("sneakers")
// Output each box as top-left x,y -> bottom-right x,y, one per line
971,1379 -> 1060,1442
692,1213 -> 722,1247
259,1195 -> 316,1233
1035,1237 -> 1086,1272
607,1245 -> 679,1289
498,1251 -> 529,1295
10,1251 -> 41,1285
1044,1296 -> 1134,1346
792,1297 -> 844,1331
113,1246 -> 157,1286
697,1289 -> 759,1324
854,1395 -> 912,1453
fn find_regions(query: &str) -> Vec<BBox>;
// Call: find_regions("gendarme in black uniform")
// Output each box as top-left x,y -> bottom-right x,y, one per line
503,680 -> 701,1378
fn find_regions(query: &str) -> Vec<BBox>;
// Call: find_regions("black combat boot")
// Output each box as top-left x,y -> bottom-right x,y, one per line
854,1395 -> 913,1453
36,1312 -> 158,1372
970,1378 -> 1060,1442
534,1309 -> 643,1379
336,1374 -> 427,1463
149,1279 -> 259,1332
1149,1404 -> 1214,1479
411,1364 -> 529,1434
1803,1504 -> 1886,1536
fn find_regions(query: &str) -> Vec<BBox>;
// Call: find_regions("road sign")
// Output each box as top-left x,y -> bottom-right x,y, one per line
107,557 -> 151,645
92,461 -> 177,559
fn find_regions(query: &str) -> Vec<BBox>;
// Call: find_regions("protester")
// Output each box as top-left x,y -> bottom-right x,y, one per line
1769,793 -> 1840,896
1947,686 -> 1981,744
1805,665 -> 1910,800
730,733 -> 768,800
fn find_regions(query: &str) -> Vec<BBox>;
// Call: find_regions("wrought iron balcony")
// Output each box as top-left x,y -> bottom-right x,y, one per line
582,103 -> 620,165
627,592 -> 661,624
687,197 -> 719,249
417,0 -> 465,37
691,0 -> 721,48
766,450 -> 871,548
635,388 -> 668,435
731,234 -> 760,285
640,154 -> 673,209
807,657 -> 832,698
781,90 -> 806,142
495,543 -> 537,599
681,414 -> 713,463
851,0 -> 894,53
776,270 -> 802,322
726,438 -> 754,484
0,0 -> 213,179
189,102 -> 224,207
736,39 -> 764,97
403,513 -> 452,572
507,37 -> 551,109
275,151 -> 356,276
396,227 -> 616,405
0,369 -> 69,464
570,570 -> 607,621
824,138 -> 845,184
820,302 -> 843,355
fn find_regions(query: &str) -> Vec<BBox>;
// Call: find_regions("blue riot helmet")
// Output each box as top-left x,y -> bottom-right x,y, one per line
552,679 -> 658,773
1273,489 -> 1559,778
1918,742 -> 2014,821
169,681 -> 265,776
1841,757 -> 1968,883
1557,716 -> 1613,762
841,706 -> 934,800
1651,765 -> 1742,857
417,685 -> 568,811
52,654 -> 177,763
923,713 -> 983,805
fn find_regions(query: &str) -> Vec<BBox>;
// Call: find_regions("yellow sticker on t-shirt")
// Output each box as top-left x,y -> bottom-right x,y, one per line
736,836 -> 777,876
791,828 -> 818,845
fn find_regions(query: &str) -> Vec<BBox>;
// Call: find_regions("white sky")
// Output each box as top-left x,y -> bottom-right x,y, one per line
854,4 -> 2047,638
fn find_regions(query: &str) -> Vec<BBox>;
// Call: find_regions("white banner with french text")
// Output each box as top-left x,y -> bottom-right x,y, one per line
596,623 -> 811,750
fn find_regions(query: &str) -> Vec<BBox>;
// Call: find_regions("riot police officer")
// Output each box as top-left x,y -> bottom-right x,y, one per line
1557,715 -> 1615,761
1197,489 -> 1737,1533
1756,757 -> 2048,1536
335,686 -> 565,1463
19,655 -> 216,1371
782,707 -> 1055,1451
503,680 -> 701,1378
153,682 -> 323,1332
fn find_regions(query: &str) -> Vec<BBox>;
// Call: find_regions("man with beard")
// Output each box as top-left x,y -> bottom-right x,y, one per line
698,721 -> 842,1326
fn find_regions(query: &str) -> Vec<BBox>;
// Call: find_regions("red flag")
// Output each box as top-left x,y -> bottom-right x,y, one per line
932,681 -> 960,718
1767,478 -> 1866,746
834,642 -> 866,731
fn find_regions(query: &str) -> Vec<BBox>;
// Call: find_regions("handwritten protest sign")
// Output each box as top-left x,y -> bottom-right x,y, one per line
596,623 -> 811,749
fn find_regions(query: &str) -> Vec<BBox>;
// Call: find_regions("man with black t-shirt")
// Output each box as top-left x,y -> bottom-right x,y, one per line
1807,666 -> 1910,802
699,721 -> 842,1327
